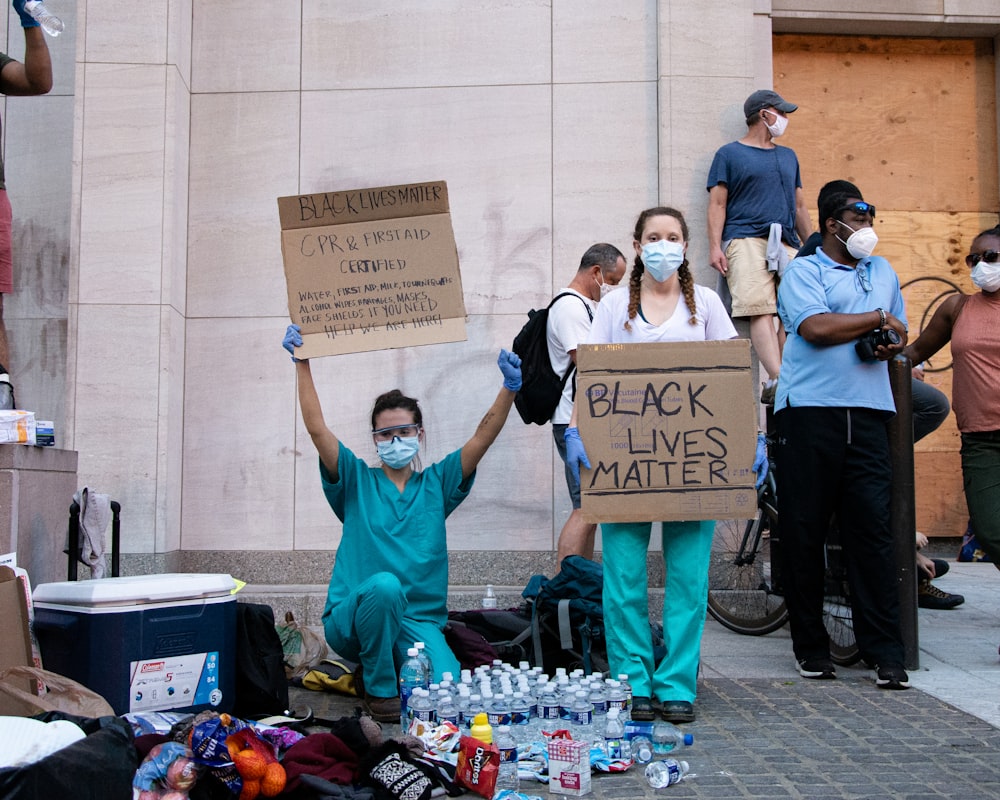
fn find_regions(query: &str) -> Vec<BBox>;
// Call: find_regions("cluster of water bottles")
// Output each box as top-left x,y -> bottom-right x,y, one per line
399,649 -> 693,789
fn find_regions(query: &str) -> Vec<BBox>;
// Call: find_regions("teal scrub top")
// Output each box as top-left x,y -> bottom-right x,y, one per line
320,442 -> 475,626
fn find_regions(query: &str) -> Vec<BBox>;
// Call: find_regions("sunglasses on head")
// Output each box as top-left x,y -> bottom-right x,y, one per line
837,201 -> 876,218
966,250 -> 1000,268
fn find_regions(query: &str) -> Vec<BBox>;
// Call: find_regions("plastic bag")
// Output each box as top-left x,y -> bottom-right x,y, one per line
0,666 -> 115,718
276,611 -> 329,679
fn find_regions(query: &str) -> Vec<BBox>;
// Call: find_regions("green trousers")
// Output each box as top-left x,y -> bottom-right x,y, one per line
601,519 -> 714,702
961,430 -> 1000,563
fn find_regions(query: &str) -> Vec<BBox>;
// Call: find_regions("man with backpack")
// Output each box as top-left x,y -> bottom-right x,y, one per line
547,243 -> 626,564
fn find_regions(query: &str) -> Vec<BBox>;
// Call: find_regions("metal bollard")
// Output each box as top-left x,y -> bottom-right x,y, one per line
887,355 -> 919,670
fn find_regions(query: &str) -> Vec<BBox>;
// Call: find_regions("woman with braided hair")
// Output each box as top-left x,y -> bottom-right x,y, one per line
565,206 -> 737,723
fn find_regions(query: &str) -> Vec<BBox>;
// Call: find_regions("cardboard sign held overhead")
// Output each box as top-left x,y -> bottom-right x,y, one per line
278,181 -> 467,358
576,340 -> 757,523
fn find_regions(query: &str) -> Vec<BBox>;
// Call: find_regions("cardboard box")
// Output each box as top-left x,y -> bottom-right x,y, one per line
547,737 -> 591,796
0,565 -> 40,714
277,181 -> 467,358
576,340 -> 757,523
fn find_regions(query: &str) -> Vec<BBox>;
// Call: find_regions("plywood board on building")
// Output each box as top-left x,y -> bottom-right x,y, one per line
774,34 -> 998,215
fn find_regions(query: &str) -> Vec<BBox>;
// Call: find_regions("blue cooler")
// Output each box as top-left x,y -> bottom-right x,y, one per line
32,573 -> 237,716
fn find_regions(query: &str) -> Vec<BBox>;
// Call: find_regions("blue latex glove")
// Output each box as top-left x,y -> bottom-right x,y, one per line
13,0 -> 39,28
564,426 -> 591,486
282,324 -> 303,362
752,431 -> 768,488
498,348 -> 522,391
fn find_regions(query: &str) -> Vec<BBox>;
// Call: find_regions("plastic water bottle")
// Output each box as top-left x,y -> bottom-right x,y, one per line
652,721 -> 694,754
617,673 -> 633,720
604,708 -> 625,759
588,680 -> 608,733
408,687 -> 435,726
536,683 -> 562,735
494,725 -> 520,793
645,758 -> 690,788
399,647 -> 425,729
509,691 -> 531,741
481,584 -> 498,609
23,1 -> 63,36
631,735 -> 654,764
569,690 -> 593,736
486,692 -> 511,728
465,693 -> 486,730
436,690 -> 459,726
413,641 -> 433,685
605,679 -> 627,718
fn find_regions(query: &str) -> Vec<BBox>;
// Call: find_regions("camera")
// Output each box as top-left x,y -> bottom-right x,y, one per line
855,327 -> 901,361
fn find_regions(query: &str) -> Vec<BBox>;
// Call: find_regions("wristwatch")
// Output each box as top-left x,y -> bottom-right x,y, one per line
876,308 -> 886,329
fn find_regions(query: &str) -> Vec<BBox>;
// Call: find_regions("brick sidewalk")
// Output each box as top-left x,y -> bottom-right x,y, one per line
290,673 -> 1000,800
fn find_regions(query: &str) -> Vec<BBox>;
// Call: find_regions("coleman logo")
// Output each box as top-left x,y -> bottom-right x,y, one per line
141,661 -> 166,673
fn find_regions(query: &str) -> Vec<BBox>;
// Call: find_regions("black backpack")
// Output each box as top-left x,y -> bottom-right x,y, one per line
233,602 -> 289,717
511,292 -> 593,425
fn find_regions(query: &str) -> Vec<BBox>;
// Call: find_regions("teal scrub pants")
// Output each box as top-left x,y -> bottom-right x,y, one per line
601,520 -> 714,703
323,571 -> 461,698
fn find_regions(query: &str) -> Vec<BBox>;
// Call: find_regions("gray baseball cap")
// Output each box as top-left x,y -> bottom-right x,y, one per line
744,89 -> 798,118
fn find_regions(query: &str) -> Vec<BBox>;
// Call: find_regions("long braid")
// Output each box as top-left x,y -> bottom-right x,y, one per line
624,257 -> 643,332
678,261 -> 698,325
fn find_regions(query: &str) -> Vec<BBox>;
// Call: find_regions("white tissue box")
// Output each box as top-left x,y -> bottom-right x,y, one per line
0,411 -> 35,445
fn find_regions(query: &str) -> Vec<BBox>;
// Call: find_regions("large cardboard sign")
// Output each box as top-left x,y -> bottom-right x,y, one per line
576,340 -> 757,522
278,181 -> 467,358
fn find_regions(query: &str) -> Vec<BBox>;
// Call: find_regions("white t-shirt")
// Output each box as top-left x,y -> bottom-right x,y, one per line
587,283 -> 738,345
545,289 -> 597,424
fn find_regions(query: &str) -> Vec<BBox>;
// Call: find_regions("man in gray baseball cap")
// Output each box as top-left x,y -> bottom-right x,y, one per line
707,88 -> 813,406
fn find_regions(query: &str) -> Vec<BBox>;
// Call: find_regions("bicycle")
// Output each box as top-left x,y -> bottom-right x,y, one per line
707,431 -> 861,666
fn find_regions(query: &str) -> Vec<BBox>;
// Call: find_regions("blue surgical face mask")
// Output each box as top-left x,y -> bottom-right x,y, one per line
641,240 -> 685,282
376,436 -> 420,469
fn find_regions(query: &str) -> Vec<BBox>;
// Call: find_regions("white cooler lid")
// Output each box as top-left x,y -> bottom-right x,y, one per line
32,573 -> 237,608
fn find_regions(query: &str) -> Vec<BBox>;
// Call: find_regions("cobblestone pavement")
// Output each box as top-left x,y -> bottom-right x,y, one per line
289,673 -> 1000,800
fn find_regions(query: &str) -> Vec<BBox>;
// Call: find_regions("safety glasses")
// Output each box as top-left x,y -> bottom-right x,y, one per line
372,424 -> 421,442
965,250 -> 1000,268
837,201 -> 876,218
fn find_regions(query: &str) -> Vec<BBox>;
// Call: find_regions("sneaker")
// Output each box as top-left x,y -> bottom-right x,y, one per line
796,657 -> 836,679
874,664 -> 910,690
661,700 -> 695,723
363,694 -> 401,723
631,696 -> 656,721
917,580 -> 965,609
760,378 -> 778,406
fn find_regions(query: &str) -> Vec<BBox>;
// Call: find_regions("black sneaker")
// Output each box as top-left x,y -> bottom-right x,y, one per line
917,580 -> 964,609
874,664 -> 911,690
796,657 -> 836,679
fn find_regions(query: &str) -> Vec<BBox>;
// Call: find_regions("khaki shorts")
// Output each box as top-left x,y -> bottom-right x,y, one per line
725,237 -> 795,318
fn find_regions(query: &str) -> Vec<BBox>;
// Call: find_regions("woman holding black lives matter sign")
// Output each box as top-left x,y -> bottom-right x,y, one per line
564,207 -> 738,725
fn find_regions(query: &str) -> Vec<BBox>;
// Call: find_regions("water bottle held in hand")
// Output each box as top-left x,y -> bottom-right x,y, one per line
24,1 -> 63,36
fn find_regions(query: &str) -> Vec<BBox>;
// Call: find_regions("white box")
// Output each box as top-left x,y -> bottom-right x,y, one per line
548,738 -> 591,796
0,410 -> 35,445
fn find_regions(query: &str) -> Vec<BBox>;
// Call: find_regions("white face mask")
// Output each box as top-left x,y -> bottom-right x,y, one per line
598,277 -> 622,299
640,240 -> 685,282
376,436 -> 420,469
971,261 -> 1000,292
836,221 -> 879,260
763,110 -> 788,138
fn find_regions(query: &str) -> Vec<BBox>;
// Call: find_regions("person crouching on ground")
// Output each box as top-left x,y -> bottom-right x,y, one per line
282,324 -> 521,721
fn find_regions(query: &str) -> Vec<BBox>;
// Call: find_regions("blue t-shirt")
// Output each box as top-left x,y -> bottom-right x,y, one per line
776,247 -> 907,412
706,141 -> 803,246
320,442 -> 474,625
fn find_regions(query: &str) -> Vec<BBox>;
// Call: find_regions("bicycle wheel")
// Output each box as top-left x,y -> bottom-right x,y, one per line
707,497 -> 787,635
822,538 -> 861,666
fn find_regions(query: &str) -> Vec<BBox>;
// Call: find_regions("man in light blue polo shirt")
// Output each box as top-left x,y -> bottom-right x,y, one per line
775,186 -> 911,690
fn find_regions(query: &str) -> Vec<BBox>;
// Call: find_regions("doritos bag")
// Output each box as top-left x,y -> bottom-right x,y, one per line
456,735 -> 499,799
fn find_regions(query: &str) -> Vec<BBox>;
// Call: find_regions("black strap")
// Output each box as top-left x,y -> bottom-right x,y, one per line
549,292 -> 594,389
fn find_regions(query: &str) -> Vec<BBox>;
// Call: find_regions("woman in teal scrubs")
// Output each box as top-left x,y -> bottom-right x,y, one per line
283,324 -> 521,721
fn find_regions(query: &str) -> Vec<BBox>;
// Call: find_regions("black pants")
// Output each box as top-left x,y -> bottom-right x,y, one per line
775,406 -> 905,667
